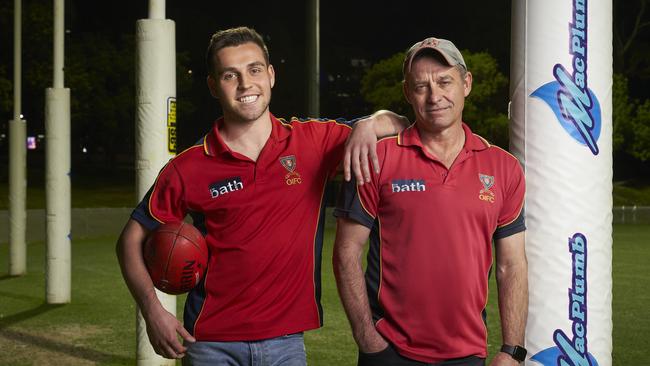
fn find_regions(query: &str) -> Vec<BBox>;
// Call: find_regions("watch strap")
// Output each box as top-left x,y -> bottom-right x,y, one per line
500,344 -> 527,362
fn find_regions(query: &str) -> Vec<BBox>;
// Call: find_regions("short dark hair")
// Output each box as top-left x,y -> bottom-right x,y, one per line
205,26 -> 270,76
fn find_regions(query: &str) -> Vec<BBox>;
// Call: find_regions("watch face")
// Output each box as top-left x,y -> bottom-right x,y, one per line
512,346 -> 527,361
501,345 -> 527,362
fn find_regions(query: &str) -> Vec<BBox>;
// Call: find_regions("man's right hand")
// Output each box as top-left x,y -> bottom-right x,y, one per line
356,328 -> 389,354
143,303 -> 196,359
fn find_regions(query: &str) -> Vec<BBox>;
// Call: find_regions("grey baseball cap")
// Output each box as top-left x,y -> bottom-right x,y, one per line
402,37 -> 467,76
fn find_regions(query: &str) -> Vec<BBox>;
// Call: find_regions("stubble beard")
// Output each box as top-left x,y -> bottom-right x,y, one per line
227,97 -> 271,125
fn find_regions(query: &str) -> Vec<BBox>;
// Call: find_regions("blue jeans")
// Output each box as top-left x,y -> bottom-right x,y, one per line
183,333 -> 306,366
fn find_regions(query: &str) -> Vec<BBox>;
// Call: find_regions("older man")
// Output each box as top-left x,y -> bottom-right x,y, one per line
333,37 -> 528,366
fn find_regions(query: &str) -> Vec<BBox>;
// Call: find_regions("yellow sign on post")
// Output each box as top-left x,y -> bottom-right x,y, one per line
167,97 -> 177,154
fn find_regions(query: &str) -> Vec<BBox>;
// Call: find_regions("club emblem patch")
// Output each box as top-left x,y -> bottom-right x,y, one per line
279,155 -> 296,172
279,155 -> 302,185
478,174 -> 495,203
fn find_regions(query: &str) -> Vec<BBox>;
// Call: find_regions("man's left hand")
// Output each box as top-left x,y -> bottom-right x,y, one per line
343,118 -> 378,184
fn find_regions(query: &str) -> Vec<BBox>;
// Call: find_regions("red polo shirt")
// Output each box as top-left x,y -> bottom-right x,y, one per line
132,113 -> 352,341
335,123 -> 525,363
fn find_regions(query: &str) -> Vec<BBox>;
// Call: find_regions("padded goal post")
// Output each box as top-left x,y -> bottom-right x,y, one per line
509,0 -> 612,365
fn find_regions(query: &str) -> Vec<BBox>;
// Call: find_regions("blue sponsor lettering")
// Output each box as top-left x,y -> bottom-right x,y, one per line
530,232 -> 599,366
531,0 -> 601,155
554,233 -> 592,366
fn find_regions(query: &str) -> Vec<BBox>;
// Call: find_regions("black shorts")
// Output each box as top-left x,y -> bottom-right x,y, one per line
358,345 -> 485,366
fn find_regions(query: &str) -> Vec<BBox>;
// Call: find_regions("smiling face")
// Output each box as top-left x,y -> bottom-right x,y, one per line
403,53 -> 472,134
207,42 -> 275,124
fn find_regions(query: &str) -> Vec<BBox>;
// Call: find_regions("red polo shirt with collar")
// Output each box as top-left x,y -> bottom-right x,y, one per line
132,113 -> 352,341
335,123 -> 526,363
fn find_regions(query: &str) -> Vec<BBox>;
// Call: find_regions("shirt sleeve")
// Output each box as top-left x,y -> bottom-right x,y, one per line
304,117 -> 362,177
333,178 -> 373,228
333,149 -> 380,228
494,158 -> 526,239
130,161 -> 187,230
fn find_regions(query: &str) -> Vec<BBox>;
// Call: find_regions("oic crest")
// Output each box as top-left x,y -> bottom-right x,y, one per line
478,174 -> 495,203
279,155 -> 296,173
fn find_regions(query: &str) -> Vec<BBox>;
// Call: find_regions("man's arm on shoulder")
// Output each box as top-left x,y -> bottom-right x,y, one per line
491,231 -> 528,366
366,109 -> 410,138
116,218 -> 195,359
344,110 -> 409,184
332,217 -> 388,353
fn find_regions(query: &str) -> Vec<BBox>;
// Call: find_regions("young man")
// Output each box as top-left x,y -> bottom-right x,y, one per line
333,37 -> 528,366
116,26 -> 407,365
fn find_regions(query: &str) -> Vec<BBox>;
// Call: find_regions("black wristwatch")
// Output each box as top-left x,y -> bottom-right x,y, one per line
500,344 -> 527,362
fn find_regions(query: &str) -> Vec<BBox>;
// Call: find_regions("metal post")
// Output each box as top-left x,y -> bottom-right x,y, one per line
307,0 -> 320,117
9,0 -> 27,276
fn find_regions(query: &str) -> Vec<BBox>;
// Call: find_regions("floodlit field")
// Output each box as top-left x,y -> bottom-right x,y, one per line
0,224 -> 648,365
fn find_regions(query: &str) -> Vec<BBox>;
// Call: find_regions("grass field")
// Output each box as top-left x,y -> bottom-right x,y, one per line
0,184 -> 136,210
1,224 -> 648,365
611,224 -> 650,365
1,179 -> 650,209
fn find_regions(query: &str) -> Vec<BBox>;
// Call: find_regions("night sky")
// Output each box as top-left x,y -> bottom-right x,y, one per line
68,1 -> 511,67
66,0 -> 512,143
4,1 -> 646,162
1,1 -> 649,181
0,0 -> 516,171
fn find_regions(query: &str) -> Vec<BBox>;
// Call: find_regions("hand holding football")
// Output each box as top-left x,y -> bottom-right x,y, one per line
143,222 -> 208,295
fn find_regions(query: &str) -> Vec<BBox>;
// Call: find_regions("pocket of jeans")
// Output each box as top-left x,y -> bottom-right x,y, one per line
359,345 -> 390,357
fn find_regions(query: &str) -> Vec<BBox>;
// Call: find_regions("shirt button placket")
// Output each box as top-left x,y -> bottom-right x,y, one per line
442,171 -> 448,183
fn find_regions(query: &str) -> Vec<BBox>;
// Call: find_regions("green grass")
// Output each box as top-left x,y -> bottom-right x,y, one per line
0,236 -> 136,365
0,184 -> 136,209
2,180 -> 650,209
611,224 -> 650,365
613,182 -> 650,206
0,225 -> 648,365
0,166 -> 136,209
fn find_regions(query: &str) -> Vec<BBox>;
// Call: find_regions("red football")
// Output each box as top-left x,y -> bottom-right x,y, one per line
143,222 -> 208,295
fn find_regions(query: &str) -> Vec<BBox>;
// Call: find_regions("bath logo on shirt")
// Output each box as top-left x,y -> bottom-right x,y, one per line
391,179 -> 426,193
209,177 -> 243,198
